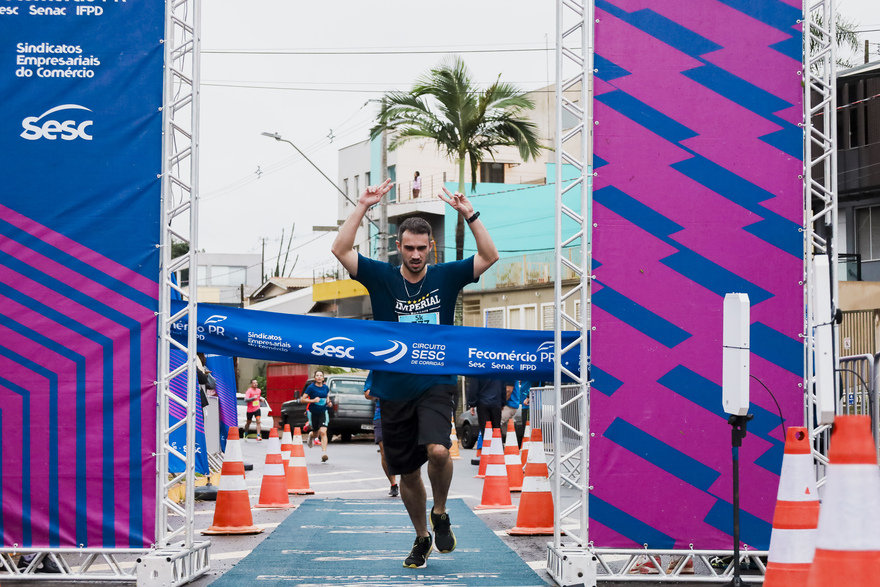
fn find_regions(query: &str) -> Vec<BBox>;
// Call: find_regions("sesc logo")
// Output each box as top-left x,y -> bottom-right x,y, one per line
371,340 -> 408,364
311,336 -> 355,360
21,104 -> 93,141
204,315 -> 227,325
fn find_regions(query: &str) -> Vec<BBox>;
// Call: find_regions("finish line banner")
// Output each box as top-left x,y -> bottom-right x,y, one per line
171,301 -> 581,379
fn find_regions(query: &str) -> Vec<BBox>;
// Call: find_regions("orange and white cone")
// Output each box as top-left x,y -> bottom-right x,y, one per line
280,424 -> 294,477
202,426 -> 263,535
256,427 -> 293,509
504,420 -> 524,492
807,415 -> 880,586
764,427 -> 819,586
286,427 -> 314,495
520,421 -> 532,468
449,419 -> 461,460
476,423 -> 493,479
471,430 -> 483,466
508,428 -> 554,534
475,427 -> 516,511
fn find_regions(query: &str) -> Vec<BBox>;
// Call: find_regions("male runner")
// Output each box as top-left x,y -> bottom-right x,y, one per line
331,178 -> 499,568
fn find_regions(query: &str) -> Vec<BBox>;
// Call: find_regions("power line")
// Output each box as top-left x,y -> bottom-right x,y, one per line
202,47 -> 551,56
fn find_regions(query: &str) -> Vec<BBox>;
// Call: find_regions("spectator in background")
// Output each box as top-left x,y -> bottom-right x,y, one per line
500,381 -> 518,435
364,373 -> 399,497
412,170 -> 421,198
516,380 -> 533,424
466,377 -> 508,440
243,378 -> 262,441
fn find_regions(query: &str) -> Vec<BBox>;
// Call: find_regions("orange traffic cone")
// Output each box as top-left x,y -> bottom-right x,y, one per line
256,428 -> 293,509
807,415 -> 880,586
508,428 -> 553,534
504,420 -> 524,492
202,426 -> 263,535
449,419 -> 461,460
471,430 -> 483,466
476,423 -> 493,478
475,427 -> 516,511
280,424 -> 294,477
520,421 -> 532,467
286,427 -> 315,495
764,427 -> 819,586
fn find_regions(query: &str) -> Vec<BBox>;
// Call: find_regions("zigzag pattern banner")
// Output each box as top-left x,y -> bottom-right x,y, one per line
591,0 -> 803,549
0,3 -> 163,548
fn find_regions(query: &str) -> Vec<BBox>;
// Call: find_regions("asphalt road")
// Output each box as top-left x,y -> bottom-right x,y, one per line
190,434 -> 556,586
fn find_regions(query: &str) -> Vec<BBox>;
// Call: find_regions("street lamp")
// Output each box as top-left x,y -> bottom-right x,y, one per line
260,131 -> 366,213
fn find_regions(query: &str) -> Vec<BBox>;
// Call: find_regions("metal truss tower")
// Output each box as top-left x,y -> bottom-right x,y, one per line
802,0 -> 840,487
147,0 -> 212,583
548,0 -> 595,584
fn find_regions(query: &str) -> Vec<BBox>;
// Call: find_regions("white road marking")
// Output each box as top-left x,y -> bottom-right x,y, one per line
310,476 -> 389,486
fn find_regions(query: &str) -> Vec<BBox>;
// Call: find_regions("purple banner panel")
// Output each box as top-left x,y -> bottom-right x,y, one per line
0,2 -> 163,548
591,0 -> 803,549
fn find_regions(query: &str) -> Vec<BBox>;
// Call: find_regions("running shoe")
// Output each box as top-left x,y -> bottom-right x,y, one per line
430,508 -> 457,553
307,434 -> 314,448
321,453 -> 328,462
403,535 -> 432,568
389,484 -> 399,497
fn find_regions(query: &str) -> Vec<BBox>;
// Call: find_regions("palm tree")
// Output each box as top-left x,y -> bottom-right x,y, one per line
809,13 -> 861,70
372,56 -> 543,261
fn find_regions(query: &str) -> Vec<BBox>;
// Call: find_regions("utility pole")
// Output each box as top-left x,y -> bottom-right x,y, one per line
378,97 -> 389,262
260,237 -> 266,283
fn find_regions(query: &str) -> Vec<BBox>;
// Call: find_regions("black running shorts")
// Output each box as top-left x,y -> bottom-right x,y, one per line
380,384 -> 455,476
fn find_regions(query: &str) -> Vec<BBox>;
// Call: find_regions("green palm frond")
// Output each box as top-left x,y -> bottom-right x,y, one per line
373,55 -> 545,261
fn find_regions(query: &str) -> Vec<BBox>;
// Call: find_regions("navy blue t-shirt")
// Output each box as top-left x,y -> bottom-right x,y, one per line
303,382 -> 330,414
353,253 -> 476,401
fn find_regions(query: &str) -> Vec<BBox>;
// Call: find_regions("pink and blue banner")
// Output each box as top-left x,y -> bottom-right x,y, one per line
0,3 -> 164,547
590,1 -> 803,549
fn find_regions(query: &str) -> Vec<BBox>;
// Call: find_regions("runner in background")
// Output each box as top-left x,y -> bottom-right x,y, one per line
364,372 -> 399,497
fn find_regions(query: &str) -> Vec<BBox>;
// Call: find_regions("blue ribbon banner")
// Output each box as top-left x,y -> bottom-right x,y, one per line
171,301 -> 582,379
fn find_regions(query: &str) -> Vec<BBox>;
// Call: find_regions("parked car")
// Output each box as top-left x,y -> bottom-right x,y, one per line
236,393 -> 273,438
280,374 -> 373,442
456,407 -> 524,449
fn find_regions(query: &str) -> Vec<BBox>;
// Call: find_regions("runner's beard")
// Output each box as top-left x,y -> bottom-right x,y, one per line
402,258 -> 426,276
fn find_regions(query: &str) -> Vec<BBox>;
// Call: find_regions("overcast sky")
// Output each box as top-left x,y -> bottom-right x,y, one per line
196,1 -> 880,281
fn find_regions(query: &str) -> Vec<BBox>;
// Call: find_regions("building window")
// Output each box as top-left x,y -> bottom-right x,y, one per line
485,308 -> 504,328
542,303 -> 554,330
855,205 -> 880,261
365,171 -> 371,186
211,265 -> 248,287
480,162 -> 505,183
388,165 -> 397,202
354,174 -> 360,196
343,178 -> 349,199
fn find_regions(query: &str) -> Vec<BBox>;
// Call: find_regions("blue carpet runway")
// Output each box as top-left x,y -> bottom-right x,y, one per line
209,498 -> 549,586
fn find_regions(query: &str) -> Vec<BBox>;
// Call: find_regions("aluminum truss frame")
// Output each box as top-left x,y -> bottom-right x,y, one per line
802,0 -> 840,489
548,1 -> 594,585
148,0 -> 212,584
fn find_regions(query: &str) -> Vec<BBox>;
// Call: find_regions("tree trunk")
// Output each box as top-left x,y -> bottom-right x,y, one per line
455,157 -> 467,261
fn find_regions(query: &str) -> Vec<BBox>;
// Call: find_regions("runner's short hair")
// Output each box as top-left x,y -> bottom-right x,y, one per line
398,217 -> 432,240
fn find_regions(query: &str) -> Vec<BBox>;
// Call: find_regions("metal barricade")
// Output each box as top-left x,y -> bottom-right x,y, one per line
531,385 -> 583,484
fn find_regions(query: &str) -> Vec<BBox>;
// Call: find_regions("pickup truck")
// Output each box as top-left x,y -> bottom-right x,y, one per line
280,374 -> 374,442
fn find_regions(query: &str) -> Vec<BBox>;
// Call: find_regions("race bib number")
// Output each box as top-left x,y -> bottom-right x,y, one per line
399,312 -> 438,325
251,399 -> 259,408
